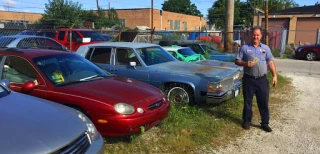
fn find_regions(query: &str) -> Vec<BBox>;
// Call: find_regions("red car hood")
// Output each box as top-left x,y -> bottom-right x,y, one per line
58,76 -> 163,106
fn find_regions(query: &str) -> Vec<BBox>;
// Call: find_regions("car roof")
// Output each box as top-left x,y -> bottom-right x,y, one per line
1,35 -> 51,39
79,42 -> 160,49
0,48 -> 70,57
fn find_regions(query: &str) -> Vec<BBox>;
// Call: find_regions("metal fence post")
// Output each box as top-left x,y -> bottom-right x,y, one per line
279,28 -> 287,57
316,29 -> 320,44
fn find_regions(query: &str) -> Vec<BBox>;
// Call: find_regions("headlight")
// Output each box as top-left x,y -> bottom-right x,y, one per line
114,103 -> 135,114
77,111 -> 99,141
233,71 -> 240,81
208,82 -> 222,92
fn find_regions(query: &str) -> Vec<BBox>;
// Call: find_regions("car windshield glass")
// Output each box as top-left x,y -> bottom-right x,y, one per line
200,45 -> 219,53
79,31 -> 106,41
33,54 -> 111,86
177,48 -> 197,56
0,37 -> 15,47
136,46 -> 177,66
0,84 -> 9,98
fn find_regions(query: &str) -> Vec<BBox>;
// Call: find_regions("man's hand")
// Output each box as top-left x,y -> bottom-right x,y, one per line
245,61 -> 256,67
272,76 -> 277,88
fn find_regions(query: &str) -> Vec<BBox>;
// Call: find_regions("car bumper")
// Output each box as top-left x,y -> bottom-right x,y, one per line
86,134 -> 105,154
295,51 -> 305,59
94,101 -> 170,137
205,81 -> 242,104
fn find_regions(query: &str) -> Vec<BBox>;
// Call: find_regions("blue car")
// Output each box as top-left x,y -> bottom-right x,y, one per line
178,42 -> 236,62
76,42 -> 242,105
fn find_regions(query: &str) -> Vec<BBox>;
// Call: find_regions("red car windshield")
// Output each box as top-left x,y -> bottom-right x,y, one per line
33,54 -> 112,86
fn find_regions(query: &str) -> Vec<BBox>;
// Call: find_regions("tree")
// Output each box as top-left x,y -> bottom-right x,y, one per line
40,0 -> 83,28
162,0 -> 203,17
207,0 -> 243,30
106,8 -> 120,27
207,0 -> 299,30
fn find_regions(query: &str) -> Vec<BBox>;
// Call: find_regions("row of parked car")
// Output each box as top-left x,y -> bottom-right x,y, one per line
0,31 -> 243,153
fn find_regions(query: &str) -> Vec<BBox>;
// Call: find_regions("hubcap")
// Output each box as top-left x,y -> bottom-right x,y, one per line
167,87 -> 189,105
307,53 -> 316,60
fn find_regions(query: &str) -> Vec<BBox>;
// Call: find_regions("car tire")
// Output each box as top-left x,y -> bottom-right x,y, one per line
305,51 -> 317,61
159,40 -> 178,46
165,83 -> 195,106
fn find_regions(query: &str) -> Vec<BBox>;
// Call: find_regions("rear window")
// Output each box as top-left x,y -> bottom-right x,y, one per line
0,37 -> 15,47
177,48 -> 196,56
79,31 -> 106,41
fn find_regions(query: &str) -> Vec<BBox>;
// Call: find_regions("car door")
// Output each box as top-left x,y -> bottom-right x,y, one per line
113,48 -> 149,83
1,55 -> 47,99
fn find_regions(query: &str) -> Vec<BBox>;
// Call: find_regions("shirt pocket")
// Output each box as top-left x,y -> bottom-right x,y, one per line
260,52 -> 267,61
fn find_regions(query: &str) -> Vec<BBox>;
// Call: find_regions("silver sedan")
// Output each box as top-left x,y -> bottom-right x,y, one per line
0,79 -> 104,154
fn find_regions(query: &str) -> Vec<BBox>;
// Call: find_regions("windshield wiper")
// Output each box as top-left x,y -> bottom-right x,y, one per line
79,74 -> 112,81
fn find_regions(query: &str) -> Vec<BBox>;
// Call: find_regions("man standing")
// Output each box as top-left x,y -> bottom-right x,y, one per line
235,26 -> 277,132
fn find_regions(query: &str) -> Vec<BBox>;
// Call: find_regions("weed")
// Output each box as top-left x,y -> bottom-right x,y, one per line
104,72 -> 292,153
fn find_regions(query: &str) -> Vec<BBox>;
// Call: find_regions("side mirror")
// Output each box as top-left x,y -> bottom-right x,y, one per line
0,79 -> 10,88
21,81 -> 36,93
130,62 -> 136,69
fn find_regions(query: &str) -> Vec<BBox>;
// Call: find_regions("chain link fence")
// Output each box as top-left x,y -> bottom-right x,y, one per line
1,22 -> 319,57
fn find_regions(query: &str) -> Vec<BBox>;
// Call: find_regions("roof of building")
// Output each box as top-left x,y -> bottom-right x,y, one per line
274,4 -> 320,14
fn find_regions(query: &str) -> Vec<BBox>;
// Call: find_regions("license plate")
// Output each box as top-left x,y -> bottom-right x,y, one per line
235,89 -> 239,97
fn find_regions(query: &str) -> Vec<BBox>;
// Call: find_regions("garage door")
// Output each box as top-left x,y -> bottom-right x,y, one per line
295,17 -> 320,45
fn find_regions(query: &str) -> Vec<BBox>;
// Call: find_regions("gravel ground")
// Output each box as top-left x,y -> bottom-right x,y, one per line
207,73 -> 320,154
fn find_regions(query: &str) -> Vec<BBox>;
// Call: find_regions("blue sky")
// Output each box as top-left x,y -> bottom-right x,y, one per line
0,0 -> 317,17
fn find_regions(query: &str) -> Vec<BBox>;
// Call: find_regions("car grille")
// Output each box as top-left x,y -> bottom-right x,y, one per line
148,101 -> 162,110
52,132 -> 90,154
221,77 -> 234,92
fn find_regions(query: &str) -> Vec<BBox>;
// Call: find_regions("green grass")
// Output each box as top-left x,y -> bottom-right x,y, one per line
103,72 -> 292,153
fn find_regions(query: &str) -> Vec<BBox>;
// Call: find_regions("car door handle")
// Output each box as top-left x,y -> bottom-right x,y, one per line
110,68 -> 118,72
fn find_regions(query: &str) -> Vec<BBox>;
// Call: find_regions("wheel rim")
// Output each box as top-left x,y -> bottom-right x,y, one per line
167,87 -> 189,105
307,52 -> 316,61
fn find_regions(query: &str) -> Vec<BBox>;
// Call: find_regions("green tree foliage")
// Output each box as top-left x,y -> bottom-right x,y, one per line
40,0 -> 83,28
162,0 -> 203,17
248,0 -> 299,13
207,0 -> 243,30
207,0 -> 299,30
106,8 -> 121,27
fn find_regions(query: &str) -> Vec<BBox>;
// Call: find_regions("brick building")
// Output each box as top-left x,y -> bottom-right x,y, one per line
0,10 -> 42,24
104,8 -> 206,31
0,9 -> 206,32
253,4 -> 320,45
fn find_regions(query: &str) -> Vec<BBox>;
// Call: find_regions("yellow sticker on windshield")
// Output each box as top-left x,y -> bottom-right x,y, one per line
52,70 -> 64,83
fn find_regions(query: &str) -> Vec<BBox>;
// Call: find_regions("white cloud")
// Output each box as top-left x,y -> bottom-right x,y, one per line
2,0 -> 17,8
0,7 -> 5,11
22,10 -> 30,12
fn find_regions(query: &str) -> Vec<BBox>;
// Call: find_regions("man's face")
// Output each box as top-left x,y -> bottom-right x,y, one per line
252,29 -> 262,44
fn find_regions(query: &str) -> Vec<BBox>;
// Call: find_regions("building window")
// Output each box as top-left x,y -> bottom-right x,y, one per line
184,22 -> 188,31
174,20 -> 180,30
169,20 -> 173,30
120,19 -> 125,27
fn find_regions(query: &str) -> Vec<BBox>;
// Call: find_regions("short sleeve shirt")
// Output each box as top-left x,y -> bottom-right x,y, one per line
236,43 -> 274,77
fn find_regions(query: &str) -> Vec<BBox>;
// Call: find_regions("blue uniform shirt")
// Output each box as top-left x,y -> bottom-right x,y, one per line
236,43 -> 274,77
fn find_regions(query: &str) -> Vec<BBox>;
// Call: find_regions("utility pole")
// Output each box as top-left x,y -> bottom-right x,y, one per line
264,0 -> 269,46
96,0 -> 102,32
151,0 -> 154,43
225,0 -> 234,52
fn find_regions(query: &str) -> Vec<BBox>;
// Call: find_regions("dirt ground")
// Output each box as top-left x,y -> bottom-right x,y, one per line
206,73 -> 320,154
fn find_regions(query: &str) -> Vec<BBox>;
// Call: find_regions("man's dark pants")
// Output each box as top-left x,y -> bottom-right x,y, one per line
242,75 -> 270,125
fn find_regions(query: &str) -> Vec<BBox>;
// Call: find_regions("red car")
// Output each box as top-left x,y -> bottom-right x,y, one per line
295,44 -> 320,61
0,48 -> 170,136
